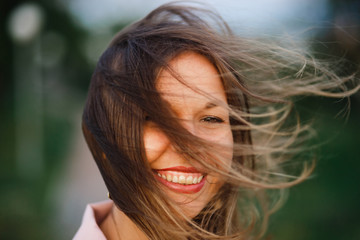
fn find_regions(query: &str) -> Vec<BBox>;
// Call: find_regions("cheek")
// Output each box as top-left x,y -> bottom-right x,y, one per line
205,129 -> 233,194
222,129 -> 234,173
203,126 -> 234,165
205,126 -> 234,181
143,126 -> 170,164
223,127 -> 234,160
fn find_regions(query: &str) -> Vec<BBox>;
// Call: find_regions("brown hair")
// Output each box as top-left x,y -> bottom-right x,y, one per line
82,2 -> 359,239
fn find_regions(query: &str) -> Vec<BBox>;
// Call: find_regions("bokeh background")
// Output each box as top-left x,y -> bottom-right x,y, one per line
1,0 -> 359,239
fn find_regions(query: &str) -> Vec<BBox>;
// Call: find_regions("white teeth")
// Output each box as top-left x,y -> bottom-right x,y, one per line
166,175 -> 172,182
157,172 -> 204,185
172,176 -> 178,183
186,176 -> 193,185
179,175 -> 186,184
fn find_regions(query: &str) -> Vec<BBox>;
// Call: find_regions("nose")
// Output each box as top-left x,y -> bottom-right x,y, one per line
143,124 -> 171,163
143,119 -> 199,164
181,119 -> 197,136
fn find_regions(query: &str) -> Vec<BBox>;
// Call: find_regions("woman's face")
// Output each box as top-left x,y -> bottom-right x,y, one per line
143,52 -> 233,217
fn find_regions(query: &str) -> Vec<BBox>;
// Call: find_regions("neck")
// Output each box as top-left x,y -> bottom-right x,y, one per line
101,206 -> 148,240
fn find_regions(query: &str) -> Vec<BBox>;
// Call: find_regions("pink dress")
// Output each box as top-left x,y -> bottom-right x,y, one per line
73,200 -> 113,240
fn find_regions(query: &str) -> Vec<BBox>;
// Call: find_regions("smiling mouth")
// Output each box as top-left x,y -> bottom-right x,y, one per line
153,166 -> 206,194
156,171 -> 204,185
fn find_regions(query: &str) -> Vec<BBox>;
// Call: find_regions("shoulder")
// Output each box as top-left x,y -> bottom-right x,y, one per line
73,200 -> 113,240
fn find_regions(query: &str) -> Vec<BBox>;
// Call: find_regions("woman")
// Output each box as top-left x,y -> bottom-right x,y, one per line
74,2 -> 359,240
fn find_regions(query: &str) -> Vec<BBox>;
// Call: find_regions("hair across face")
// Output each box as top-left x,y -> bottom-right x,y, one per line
81,2 -> 358,239
144,51 -> 234,217
81,3 -> 255,239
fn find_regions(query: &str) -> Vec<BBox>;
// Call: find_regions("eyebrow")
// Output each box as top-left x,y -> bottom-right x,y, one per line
204,102 -> 220,109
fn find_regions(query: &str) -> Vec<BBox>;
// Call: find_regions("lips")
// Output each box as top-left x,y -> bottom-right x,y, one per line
153,166 -> 206,194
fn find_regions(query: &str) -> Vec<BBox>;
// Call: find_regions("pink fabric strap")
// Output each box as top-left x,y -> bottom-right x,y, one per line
73,200 -> 113,240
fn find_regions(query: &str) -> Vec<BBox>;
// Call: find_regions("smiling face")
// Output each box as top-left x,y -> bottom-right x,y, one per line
143,52 -> 233,217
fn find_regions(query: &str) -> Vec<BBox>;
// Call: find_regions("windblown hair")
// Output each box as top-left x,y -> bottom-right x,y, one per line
82,2 -> 359,239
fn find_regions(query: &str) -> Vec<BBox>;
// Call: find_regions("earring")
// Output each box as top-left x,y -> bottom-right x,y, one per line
107,192 -> 112,200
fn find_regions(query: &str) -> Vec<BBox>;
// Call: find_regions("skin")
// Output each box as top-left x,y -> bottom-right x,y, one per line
101,51 -> 233,239
144,51 -> 233,217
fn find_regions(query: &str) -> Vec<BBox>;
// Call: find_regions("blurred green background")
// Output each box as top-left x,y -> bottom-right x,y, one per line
1,0 -> 359,239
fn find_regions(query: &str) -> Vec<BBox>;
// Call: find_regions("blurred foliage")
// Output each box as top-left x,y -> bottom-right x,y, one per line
269,96 -> 360,240
0,0 -> 92,239
269,0 -> 360,238
0,0 -> 359,240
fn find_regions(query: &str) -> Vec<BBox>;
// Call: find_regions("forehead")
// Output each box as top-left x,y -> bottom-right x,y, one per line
156,52 -> 226,103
